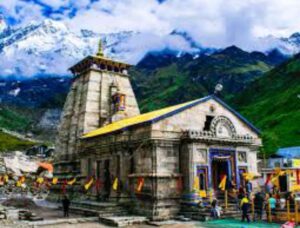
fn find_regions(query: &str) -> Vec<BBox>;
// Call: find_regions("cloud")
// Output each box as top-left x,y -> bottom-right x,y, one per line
2,0 -> 300,51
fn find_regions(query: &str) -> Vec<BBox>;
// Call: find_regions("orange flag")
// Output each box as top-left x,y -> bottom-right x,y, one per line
136,177 -> 144,192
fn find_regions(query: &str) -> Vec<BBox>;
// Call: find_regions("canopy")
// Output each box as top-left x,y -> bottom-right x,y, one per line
277,147 -> 300,158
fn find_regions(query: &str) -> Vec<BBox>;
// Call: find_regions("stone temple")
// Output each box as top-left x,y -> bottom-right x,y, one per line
54,41 -> 262,220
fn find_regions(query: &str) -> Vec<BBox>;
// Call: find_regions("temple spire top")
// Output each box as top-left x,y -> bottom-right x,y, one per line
96,38 -> 104,57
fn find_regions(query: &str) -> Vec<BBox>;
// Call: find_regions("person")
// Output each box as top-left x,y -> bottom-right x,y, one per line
62,195 -> 70,217
268,193 -> 277,216
211,199 -> 221,218
238,185 -> 245,201
281,218 -> 296,228
245,180 -> 252,198
254,190 -> 265,221
240,194 -> 250,223
286,192 -> 295,211
211,199 -> 218,218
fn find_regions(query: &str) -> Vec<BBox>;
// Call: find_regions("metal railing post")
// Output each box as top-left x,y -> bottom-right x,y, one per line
251,198 -> 254,220
268,201 -> 272,223
296,201 -> 299,225
287,200 -> 290,221
225,190 -> 228,211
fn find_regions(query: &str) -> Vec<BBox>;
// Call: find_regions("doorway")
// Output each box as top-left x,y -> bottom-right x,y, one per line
212,159 -> 229,189
279,175 -> 288,192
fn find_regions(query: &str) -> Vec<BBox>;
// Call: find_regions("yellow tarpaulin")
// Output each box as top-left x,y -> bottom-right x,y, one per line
293,160 -> 300,167
83,98 -> 206,138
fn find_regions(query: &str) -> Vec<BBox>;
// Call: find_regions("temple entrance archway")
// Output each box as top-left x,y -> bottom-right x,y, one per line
209,149 -> 236,190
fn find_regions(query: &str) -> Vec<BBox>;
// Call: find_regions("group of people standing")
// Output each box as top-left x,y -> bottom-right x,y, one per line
211,177 -> 298,226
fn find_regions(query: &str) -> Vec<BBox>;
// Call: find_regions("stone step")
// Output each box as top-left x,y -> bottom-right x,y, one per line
69,206 -> 128,217
99,216 -> 148,227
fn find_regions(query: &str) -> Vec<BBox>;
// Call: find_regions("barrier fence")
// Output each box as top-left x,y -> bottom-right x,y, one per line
221,190 -> 299,224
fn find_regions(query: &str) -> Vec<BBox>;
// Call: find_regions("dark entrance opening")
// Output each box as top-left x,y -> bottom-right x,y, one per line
212,159 -> 229,189
279,175 -> 288,192
103,159 -> 111,200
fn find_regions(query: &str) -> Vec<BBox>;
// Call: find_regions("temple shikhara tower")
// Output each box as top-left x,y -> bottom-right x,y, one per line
55,40 -> 139,166
54,40 -> 262,220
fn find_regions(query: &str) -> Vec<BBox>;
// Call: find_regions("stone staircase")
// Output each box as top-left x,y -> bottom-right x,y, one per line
68,200 -> 129,217
179,193 -> 241,221
68,200 -> 149,226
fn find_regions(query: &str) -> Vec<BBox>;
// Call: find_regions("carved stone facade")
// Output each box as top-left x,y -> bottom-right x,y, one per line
54,54 -> 140,176
54,49 -> 262,220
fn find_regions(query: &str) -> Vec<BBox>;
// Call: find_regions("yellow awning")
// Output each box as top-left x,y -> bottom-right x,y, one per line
82,96 -> 211,139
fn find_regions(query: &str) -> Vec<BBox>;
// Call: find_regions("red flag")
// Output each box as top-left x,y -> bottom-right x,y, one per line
95,178 -> 102,192
61,179 -> 67,194
177,176 -> 183,193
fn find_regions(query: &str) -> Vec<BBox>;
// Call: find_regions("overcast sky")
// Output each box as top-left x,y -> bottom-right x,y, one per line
1,0 -> 300,49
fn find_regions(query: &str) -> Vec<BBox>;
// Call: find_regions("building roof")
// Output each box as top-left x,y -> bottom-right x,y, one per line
82,95 -> 260,139
277,147 -> 300,158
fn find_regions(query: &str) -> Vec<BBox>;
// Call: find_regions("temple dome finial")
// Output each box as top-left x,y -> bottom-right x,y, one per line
96,38 -> 104,57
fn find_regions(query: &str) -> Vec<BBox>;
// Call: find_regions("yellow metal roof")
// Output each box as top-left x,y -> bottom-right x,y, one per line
82,96 -> 211,139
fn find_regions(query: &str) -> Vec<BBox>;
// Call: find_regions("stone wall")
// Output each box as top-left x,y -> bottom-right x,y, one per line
152,98 -> 261,144
55,67 -> 140,164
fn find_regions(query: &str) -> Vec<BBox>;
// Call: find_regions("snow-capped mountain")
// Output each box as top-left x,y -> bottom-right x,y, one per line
0,19 -> 138,77
259,33 -> 300,56
0,19 -> 207,78
0,16 -> 7,33
0,18 -> 300,78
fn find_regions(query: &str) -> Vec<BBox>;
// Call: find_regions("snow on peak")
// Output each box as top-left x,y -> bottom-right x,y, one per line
0,16 -> 8,34
0,19 -> 136,77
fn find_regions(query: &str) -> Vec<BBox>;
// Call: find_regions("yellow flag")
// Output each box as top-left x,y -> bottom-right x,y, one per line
52,177 -> 58,185
112,178 -> 118,191
84,178 -> 94,190
36,177 -> 44,184
16,181 -> 22,187
193,176 -> 200,190
219,175 -> 227,191
4,175 -> 8,183
67,178 -> 76,185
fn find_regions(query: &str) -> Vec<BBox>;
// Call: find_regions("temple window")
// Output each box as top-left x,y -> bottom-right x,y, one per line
203,115 -> 214,131
112,93 -> 126,112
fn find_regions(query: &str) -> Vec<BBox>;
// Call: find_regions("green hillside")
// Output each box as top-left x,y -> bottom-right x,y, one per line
131,48 -> 298,155
232,54 -> 300,155
0,106 -> 36,152
0,131 -> 35,152
0,106 -> 32,131
131,46 -> 278,113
